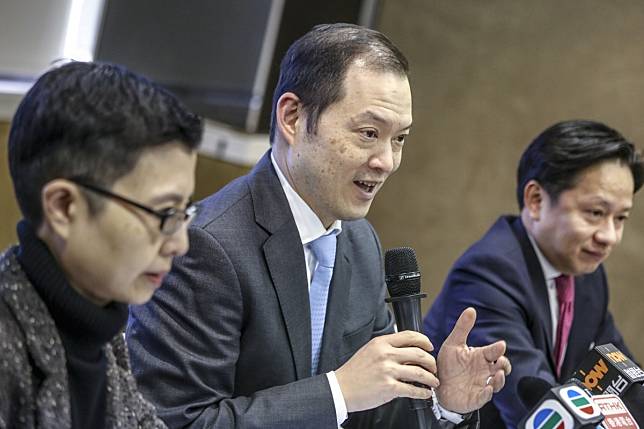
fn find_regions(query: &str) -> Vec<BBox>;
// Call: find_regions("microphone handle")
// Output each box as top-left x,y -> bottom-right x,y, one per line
386,293 -> 427,332
386,293 -> 432,427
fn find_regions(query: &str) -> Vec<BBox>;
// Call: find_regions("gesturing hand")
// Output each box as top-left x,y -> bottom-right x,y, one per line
435,307 -> 512,413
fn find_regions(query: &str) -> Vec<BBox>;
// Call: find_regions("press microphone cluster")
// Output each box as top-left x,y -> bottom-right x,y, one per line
384,247 -> 432,428
518,343 -> 644,429
571,343 -> 644,425
518,377 -> 639,429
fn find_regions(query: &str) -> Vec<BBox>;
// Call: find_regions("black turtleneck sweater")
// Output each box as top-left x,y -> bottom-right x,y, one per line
16,221 -> 129,429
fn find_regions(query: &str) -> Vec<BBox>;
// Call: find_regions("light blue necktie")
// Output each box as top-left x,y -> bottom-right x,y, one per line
309,233 -> 337,375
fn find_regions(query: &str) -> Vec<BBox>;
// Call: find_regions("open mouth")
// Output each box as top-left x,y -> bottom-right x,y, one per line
354,180 -> 378,194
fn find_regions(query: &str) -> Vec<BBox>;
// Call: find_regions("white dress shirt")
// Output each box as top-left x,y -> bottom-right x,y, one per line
527,233 -> 565,349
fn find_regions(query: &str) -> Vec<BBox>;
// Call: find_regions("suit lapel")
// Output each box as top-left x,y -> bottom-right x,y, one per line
509,217 -> 557,371
317,234 -> 352,373
251,152 -> 312,379
264,229 -> 312,379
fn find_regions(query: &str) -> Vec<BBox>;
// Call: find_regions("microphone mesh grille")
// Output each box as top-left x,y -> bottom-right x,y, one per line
385,247 -> 421,297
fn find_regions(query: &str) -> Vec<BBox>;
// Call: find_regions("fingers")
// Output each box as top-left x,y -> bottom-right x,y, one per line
442,307 -> 476,346
394,362 -> 440,388
480,354 -> 510,393
481,340 -> 507,363
489,368 -> 507,393
480,343 -> 511,393
377,332 -> 438,381
392,346 -> 437,373
335,331 -> 438,412
396,380 -> 434,400
492,355 -> 512,376
385,330 -> 434,352
477,383 -> 494,405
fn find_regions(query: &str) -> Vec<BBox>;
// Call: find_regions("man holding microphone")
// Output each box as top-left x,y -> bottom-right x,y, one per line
128,23 -> 511,428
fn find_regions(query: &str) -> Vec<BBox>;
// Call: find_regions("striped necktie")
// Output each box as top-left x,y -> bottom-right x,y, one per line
554,274 -> 575,377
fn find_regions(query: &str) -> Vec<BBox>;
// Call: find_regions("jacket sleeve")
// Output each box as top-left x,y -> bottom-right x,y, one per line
126,226 -> 337,429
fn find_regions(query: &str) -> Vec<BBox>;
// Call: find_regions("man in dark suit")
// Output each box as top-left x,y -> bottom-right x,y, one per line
423,119 -> 644,428
127,23 -> 511,428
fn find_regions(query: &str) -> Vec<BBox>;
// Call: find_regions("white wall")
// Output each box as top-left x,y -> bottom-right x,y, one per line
0,0 -> 104,119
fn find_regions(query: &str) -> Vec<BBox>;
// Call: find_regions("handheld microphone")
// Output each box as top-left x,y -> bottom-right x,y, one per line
517,377 -> 604,428
384,247 -> 431,427
572,343 -> 644,424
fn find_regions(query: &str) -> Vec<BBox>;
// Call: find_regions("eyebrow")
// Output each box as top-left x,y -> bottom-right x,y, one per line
585,198 -> 632,211
148,192 -> 192,207
351,110 -> 413,132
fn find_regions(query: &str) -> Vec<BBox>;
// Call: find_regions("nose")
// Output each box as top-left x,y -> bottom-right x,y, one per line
367,142 -> 397,174
594,218 -> 620,247
160,224 -> 190,258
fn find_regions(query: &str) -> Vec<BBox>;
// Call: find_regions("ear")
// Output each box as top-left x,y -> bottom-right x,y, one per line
275,92 -> 303,147
523,180 -> 544,220
40,179 -> 84,239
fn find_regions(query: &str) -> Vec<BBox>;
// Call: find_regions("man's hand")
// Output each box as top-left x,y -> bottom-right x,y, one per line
335,331 -> 438,412
436,307 -> 512,413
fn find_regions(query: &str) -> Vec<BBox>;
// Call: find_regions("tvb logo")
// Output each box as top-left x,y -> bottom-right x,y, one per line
525,400 -> 574,429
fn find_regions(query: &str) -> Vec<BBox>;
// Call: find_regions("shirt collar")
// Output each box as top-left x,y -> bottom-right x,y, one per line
526,232 -> 561,282
271,152 -> 342,244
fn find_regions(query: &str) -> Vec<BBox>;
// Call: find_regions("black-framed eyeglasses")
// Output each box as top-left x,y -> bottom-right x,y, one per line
70,180 -> 198,236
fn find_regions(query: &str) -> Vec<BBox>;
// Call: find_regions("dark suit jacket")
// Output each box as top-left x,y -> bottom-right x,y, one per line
422,215 -> 631,429
127,152 -> 397,428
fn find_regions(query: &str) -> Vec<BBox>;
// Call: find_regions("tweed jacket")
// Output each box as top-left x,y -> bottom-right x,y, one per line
0,246 -> 165,429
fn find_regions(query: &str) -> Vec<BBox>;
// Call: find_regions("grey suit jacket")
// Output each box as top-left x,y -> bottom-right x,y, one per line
127,152 -> 397,428
0,247 -> 165,429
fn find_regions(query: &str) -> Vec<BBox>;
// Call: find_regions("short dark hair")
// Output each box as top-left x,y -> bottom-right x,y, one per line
269,23 -> 409,142
8,61 -> 203,226
517,119 -> 644,209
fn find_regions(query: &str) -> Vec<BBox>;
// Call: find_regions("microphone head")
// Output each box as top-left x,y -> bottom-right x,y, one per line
518,376 -> 553,410
385,247 -> 421,297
